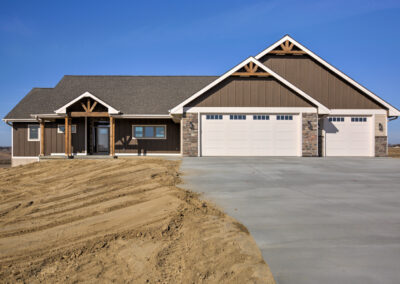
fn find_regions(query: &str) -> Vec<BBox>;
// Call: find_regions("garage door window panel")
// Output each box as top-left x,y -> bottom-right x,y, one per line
277,115 -> 293,120
253,115 -> 269,120
230,115 -> 246,120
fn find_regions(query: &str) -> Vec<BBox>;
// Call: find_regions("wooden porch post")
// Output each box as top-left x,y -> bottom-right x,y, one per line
110,116 -> 115,156
40,120 -> 45,156
65,117 -> 69,157
68,118 -> 72,156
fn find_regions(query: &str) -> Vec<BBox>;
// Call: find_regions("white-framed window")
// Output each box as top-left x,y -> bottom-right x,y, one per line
206,114 -> 223,120
58,124 -> 77,134
133,125 -> 166,139
328,117 -> 345,122
253,115 -> 269,120
230,114 -> 246,120
28,124 -> 40,141
276,115 -> 293,120
351,117 -> 367,122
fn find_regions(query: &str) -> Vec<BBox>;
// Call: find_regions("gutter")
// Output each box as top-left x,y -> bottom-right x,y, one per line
389,116 -> 398,122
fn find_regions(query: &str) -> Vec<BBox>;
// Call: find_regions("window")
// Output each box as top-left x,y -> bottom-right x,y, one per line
328,117 -> 345,122
206,114 -> 223,120
230,114 -> 246,120
351,117 -> 367,122
253,115 -> 269,120
58,124 -> 77,134
28,125 -> 40,141
133,125 -> 166,139
276,115 -> 293,120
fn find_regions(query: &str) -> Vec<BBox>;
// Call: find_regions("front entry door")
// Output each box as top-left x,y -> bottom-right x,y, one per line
96,127 -> 109,153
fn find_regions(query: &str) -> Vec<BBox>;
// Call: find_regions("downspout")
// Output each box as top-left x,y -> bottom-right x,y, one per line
388,116 -> 398,122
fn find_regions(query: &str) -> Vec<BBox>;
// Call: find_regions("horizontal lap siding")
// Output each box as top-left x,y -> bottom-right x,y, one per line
261,55 -> 384,109
115,119 -> 180,154
186,77 -> 313,108
13,123 -> 40,157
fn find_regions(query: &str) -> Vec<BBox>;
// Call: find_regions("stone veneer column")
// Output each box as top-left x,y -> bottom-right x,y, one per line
182,113 -> 198,157
302,113 -> 318,157
375,136 -> 388,157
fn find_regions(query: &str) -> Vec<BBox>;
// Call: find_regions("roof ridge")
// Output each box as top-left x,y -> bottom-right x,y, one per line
62,75 -> 218,77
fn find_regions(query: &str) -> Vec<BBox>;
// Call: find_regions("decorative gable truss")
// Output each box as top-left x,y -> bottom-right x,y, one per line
269,40 -> 306,55
232,61 -> 271,77
255,35 -> 400,116
170,57 -> 330,115
54,92 -> 120,116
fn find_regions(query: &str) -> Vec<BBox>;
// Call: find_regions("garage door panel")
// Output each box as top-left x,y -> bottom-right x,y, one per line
201,114 -> 300,156
324,117 -> 372,157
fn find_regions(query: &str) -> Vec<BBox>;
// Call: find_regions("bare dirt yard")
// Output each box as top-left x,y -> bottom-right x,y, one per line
0,158 -> 274,283
389,147 -> 400,158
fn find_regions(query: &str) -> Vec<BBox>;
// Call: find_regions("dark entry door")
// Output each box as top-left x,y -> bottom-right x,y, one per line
96,127 -> 109,153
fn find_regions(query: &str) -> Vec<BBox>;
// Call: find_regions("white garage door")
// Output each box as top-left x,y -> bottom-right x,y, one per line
324,116 -> 373,156
201,114 -> 300,156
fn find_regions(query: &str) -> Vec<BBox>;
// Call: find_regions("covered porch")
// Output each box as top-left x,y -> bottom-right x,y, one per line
37,93 -> 117,158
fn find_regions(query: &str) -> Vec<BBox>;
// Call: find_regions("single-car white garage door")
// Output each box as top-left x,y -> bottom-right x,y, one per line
324,116 -> 373,156
200,114 -> 301,156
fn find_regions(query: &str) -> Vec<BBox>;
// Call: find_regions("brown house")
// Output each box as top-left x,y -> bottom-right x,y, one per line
4,35 -> 400,166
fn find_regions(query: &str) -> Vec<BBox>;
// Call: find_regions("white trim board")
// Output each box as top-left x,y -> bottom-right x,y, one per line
55,91 -> 120,114
3,118 -> 37,122
184,107 -> 317,114
11,125 -> 14,158
170,57 -> 330,115
254,35 -> 400,117
328,109 -> 387,115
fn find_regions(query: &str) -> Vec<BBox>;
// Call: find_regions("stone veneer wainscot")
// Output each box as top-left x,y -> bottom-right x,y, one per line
182,113 -> 198,157
302,113 -> 318,157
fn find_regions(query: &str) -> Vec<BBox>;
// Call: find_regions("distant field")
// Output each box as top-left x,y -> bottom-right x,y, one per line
389,147 -> 400,158
0,148 -> 11,166
0,147 -> 11,158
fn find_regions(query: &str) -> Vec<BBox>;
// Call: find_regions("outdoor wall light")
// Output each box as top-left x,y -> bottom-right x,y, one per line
189,122 -> 194,130
379,123 -> 384,132
308,121 -> 313,130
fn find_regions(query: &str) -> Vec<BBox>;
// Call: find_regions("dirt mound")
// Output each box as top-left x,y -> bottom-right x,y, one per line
0,158 -> 274,283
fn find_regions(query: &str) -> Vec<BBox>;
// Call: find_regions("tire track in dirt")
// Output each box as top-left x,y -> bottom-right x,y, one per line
0,158 -> 274,283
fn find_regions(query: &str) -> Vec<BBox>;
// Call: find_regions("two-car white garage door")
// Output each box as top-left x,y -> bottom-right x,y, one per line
200,114 -> 301,156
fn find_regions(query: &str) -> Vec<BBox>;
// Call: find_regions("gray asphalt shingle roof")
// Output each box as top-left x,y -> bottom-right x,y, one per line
4,75 -> 217,119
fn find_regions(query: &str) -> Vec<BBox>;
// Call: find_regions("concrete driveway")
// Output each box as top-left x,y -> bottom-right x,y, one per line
181,157 -> 400,284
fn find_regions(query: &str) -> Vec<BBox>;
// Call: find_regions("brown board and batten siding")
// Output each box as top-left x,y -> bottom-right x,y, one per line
186,77 -> 314,108
13,123 -> 40,156
115,119 -> 180,154
13,119 -> 85,157
44,119 -> 85,155
259,55 -> 385,109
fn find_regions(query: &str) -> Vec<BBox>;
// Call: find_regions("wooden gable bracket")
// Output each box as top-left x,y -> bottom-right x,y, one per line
232,62 -> 271,77
71,98 -> 107,117
269,40 -> 306,55
81,98 -> 98,113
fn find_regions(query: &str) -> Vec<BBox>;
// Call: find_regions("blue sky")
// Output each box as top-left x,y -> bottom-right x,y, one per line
1,0 -> 400,146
